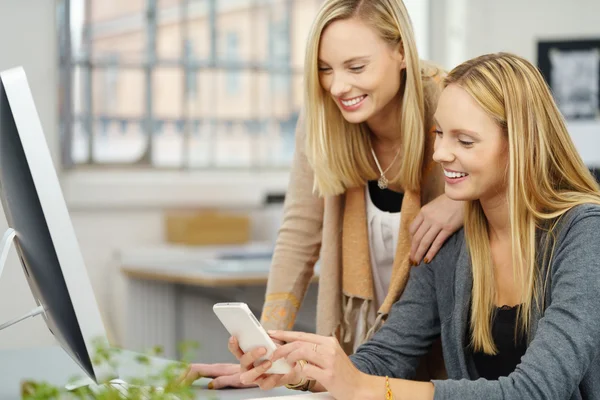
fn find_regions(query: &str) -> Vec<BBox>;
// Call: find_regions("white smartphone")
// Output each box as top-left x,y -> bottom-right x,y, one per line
212,302 -> 292,375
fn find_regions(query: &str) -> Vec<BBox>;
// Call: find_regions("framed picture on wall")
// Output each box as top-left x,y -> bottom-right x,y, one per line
537,38 -> 600,121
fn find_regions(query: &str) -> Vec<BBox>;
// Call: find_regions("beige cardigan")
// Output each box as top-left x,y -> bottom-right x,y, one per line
260,68 -> 446,375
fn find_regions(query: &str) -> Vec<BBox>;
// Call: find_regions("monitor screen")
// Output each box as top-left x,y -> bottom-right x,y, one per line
0,67 -> 111,383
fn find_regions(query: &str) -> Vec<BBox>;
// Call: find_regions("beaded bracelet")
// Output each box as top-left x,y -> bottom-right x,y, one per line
385,376 -> 394,400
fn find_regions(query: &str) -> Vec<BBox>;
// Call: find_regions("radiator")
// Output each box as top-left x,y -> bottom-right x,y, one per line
124,278 -> 318,363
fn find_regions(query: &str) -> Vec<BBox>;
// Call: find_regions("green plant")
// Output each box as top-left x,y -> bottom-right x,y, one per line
21,339 -> 217,400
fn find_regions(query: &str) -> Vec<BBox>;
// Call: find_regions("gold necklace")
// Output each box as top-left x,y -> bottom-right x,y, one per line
370,146 -> 400,189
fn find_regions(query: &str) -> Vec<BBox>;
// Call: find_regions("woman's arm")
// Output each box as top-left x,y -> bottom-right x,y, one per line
260,110 -> 325,331
248,234 -> 460,399
409,193 -> 464,265
181,113 -> 324,390
350,253 -> 444,378
432,206 -> 600,399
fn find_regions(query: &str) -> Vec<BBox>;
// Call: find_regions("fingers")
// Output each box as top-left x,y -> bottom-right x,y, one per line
289,361 -> 326,387
187,363 -> 240,379
271,339 -> 335,371
284,345 -> 329,370
227,337 -> 244,361
209,372 -> 256,389
409,213 -> 424,237
239,347 -> 267,373
423,229 -> 451,263
413,225 -> 440,264
255,371 -> 292,391
268,330 -> 329,345
410,219 -> 431,263
239,359 -> 273,386
177,366 -> 201,387
270,341 -> 303,363
179,363 -> 239,387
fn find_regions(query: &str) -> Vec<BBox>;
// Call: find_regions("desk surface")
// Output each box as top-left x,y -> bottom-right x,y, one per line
0,346 -> 304,400
120,244 -> 319,287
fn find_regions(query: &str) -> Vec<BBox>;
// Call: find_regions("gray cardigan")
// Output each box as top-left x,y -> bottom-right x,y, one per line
350,203 -> 600,400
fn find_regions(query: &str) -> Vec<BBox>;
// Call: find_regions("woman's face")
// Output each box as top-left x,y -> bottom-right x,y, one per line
318,17 -> 405,124
432,84 -> 509,204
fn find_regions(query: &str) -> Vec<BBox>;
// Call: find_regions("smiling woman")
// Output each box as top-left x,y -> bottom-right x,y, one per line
316,18 -> 405,126
183,0 -> 466,391
230,52 -> 600,400
433,85 -> 509,202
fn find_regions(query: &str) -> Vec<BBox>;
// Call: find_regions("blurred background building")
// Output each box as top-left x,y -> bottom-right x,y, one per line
59,0 -> 429,169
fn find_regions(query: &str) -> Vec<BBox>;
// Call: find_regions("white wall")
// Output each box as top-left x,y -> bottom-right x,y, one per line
0,0 -> 59,348
431,0 -> 600,68
464,0 -> 600,64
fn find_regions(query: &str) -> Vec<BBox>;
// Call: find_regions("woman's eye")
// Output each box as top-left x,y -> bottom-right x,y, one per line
349,66 -> 365,72
434,129 -> 443,136
318,67 -> 331,73
459,140 -> 474,147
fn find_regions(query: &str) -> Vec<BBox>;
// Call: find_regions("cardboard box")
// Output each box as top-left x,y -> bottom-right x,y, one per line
164,210 -> 250,245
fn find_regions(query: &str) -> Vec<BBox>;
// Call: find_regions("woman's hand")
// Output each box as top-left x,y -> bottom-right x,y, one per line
179,337 -> 288,389
268,331 -> 374,400
228,336 -> 301,390
178,363 -> 254,389
409,194 -> 464,265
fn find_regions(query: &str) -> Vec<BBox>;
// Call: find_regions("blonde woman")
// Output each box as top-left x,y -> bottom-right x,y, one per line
183,0 -> 465,389
235,52 -> 600,399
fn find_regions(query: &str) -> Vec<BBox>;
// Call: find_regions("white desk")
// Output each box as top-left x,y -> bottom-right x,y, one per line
0,346 -> 302,400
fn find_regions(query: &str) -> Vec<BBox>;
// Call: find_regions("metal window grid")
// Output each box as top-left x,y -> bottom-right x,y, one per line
58,0 -> 312,170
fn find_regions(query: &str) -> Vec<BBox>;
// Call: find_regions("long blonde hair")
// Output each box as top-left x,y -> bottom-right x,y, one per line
445,53 -> 600,354
304,0 -> 426,196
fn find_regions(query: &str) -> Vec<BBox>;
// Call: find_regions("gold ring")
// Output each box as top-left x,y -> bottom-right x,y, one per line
285,360 -> 308,390
297,359 -> 308,370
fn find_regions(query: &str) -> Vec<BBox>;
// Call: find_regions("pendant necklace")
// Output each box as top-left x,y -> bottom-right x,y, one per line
370,146 -> 400,189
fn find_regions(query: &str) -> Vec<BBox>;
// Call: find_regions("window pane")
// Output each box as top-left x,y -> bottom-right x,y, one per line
91,0 -> 145,22
157,0 -> 183,60
152,68 -> 185,167
89,0 -> 146,64
84,67 -> 147,164
71,116 -> 89,164
291,0 -> 320,70
63,0 -> 359,169
186,0 -> 212,62
71,65 -> 88,164
91,67 -> 145,116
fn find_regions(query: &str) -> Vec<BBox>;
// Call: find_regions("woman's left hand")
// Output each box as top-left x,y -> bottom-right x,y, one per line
409,194 -> 464,265
268,330 -> 373,400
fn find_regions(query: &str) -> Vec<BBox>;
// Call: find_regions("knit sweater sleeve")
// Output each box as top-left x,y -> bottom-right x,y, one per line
260,111 -> 324,331
433,205 -> 600,399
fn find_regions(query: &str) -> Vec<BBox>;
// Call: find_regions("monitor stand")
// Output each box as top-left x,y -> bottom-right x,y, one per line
0,228 -> 45,331
0,228 -> 174,395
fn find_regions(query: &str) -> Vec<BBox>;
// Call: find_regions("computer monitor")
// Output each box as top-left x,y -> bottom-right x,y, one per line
0,67 -> 113,383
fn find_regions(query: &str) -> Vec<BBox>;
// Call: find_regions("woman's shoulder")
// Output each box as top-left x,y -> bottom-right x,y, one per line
541,203 -> 600,258
420,60 -> 447,85
419,60 -> 447,126
426,227 -> 466,268
557,203 -> 600,235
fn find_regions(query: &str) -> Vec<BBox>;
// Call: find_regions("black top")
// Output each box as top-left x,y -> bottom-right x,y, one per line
471,305 -> 528,380
367,180 -> 404,213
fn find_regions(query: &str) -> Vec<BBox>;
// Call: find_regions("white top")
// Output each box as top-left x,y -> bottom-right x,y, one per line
353,187 -> 402,350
